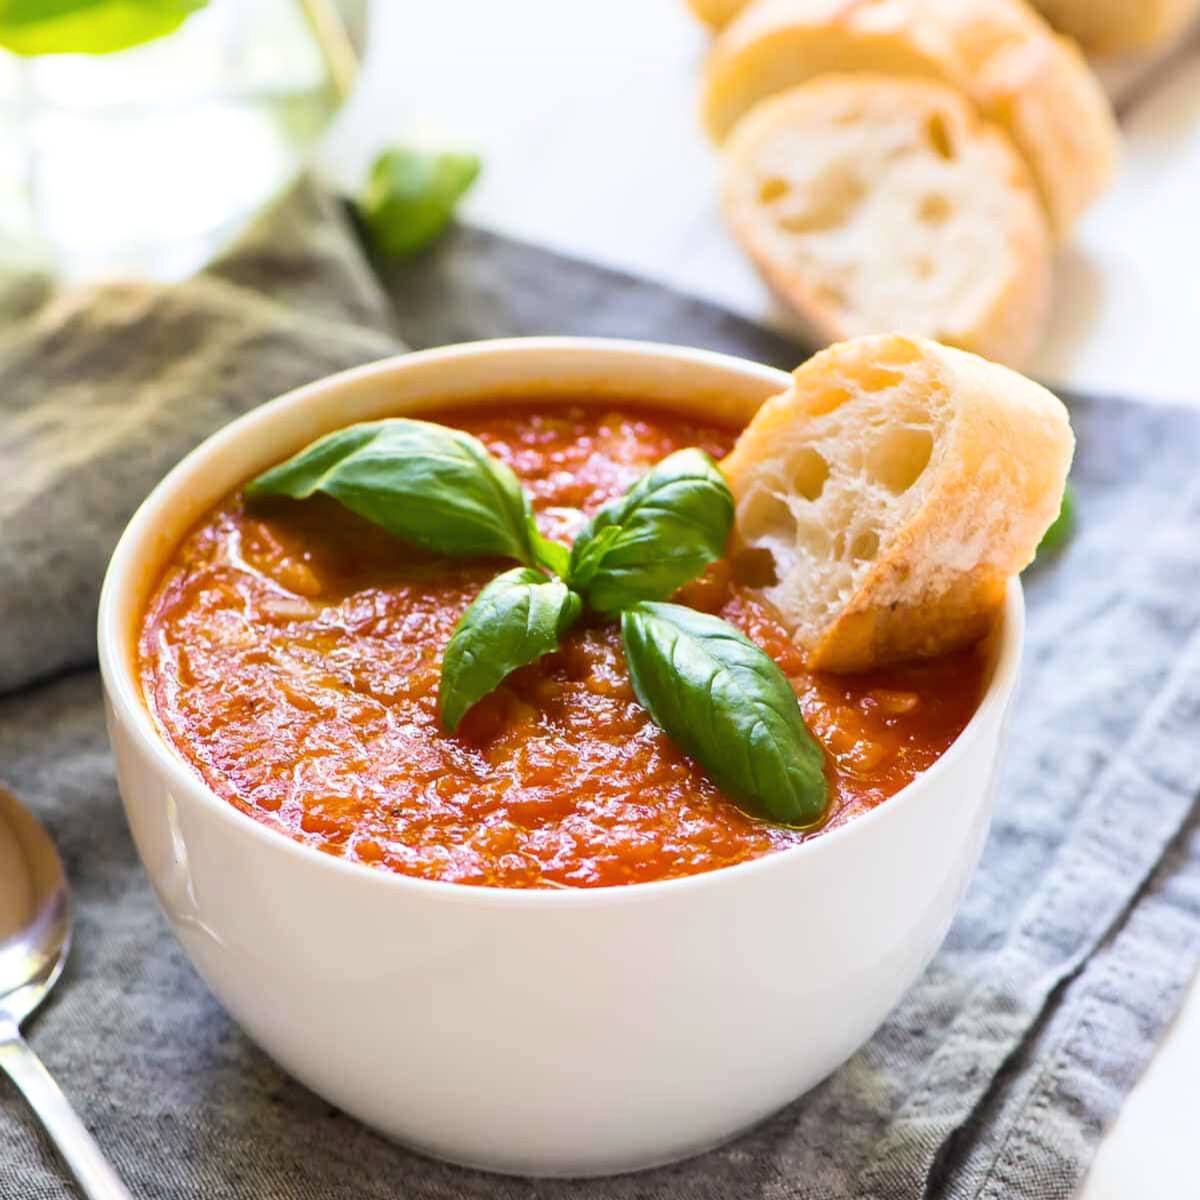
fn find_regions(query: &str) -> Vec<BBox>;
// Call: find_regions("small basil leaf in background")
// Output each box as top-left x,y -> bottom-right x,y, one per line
440,568 -> 582,732
620,602 -> 827,826
245,418 -> 540,565
569,449 -> 734,613
1036,483 -> 1075,559
0,0 -> 205,55
359,147 -> 480,258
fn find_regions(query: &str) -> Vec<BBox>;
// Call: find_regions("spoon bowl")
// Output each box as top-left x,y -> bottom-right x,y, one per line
0,783 -> 133,1199
0,785 -> 70,1028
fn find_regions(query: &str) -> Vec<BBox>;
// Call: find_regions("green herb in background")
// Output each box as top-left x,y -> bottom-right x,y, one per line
247,422 -> 829,826
0,0 -> 205,56
1037,483 -> 1076,558
358,147 -> 481,258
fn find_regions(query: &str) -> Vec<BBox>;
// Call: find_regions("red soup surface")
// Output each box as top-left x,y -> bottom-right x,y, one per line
139,402 -> 988,889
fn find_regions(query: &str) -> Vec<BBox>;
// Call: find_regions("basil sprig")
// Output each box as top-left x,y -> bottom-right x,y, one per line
567,448 -> 734,613
621,603 -> 826,826
248,420 -> 829,826
246,419 -> 568,572
440,569 -> 582,732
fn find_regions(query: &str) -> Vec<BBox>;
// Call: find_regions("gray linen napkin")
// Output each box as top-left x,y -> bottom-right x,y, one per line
2,179 -> 1200,1200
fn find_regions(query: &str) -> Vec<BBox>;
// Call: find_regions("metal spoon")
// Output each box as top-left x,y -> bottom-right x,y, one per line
0,783 -> 133,1199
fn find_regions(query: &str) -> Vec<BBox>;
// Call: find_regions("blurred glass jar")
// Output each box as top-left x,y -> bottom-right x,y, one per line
0,0 -> 347,281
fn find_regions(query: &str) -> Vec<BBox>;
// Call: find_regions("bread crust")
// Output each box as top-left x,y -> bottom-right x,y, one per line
721,75 -> 1053,367
687,0 -> 753,29
721,333 -> 1074,672
702,0 -> 1119,235
1030,0 -> 1200,55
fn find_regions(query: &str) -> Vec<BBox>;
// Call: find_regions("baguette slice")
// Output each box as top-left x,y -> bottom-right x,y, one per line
721,333 -> 1073,672
722,75 -> 1052,367
687,0 -> 752,28
703,0 -> 1119,236
1030,0 -> 1200,55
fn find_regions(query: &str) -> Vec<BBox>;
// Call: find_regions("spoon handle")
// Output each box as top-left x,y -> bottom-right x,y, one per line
0,1028 -> 134,1200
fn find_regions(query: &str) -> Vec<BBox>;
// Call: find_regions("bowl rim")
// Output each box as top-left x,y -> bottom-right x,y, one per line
98,335 -> 1025,908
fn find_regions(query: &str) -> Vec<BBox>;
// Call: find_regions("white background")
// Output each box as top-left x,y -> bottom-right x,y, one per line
320,3 -> 1200,1195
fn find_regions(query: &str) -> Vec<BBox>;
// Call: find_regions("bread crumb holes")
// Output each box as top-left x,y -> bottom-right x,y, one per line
919,193 -> 952,225
850,528 -> 880,561
778,166 -> 864,234
926,114 -> 956,161
793,447 -> 830,501
758,177 -> 789,204
808,385 -> 851,415
740,490 -> 796,544
845,364 -> 905,392
875,339 -> 923,367
867,427 -> 934,494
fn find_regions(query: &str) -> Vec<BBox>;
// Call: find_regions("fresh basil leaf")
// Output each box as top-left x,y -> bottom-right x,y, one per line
566,525 -> 622,590
245,419 -> 541,565
568,449 -> 734,613
1036,483 -> 1075,559
0,0 -> 204,56
529,528 -> 571,580
620,602 -> 827,826
359,147 -> 480,258
440,568 -> 582,732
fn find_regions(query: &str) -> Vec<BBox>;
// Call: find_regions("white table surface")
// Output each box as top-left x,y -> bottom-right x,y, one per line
320,3 -> 1200,1194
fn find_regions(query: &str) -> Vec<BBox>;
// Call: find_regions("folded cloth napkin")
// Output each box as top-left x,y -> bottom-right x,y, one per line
2,179 -> 1200,1200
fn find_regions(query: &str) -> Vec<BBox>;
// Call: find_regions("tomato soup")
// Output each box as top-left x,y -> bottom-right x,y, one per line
139,403 -> 988,889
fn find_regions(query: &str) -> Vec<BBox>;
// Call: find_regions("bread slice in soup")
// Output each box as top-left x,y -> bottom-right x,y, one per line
722,333 -> 1073,672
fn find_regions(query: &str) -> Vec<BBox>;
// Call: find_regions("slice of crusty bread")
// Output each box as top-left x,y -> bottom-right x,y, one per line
702,0 -> 1120,236
722,75 -> 1052,367
687,0 -> 752,28
1030,0 -> 1199,55
721,333 -> 1073,672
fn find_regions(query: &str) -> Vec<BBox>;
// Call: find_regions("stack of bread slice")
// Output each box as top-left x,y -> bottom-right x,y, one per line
720,74 -> 1052,366
687,0 -> 1125,367
690,0 -> 1200,56
996,0 -> 1199,56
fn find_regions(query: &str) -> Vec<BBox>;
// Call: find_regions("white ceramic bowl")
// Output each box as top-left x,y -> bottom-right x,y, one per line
98,338 -> 1023,1178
